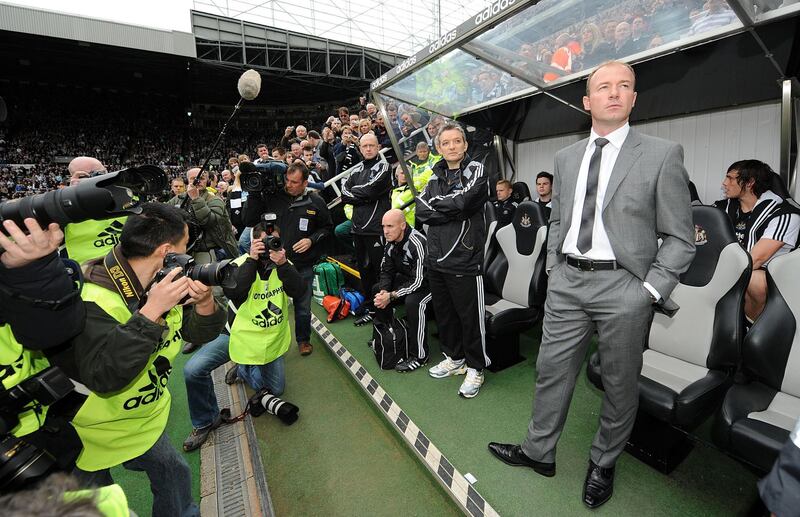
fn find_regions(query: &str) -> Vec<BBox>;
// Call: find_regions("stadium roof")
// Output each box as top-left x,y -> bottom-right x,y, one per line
192,0 -> 492,56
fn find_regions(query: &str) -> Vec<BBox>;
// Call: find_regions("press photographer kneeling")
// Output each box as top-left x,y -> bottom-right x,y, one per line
183,217 -> 305,451
53,203 -> 225,517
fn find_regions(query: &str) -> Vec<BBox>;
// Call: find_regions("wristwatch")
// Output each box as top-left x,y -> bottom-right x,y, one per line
389,292 -> 397,301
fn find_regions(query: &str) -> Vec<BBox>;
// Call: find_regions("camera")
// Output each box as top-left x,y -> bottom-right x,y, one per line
0,165 -> 167,234
239,160 -> 286,194
154,253 -> 238,291
0,367 -> 75,491
247,387 -> 299,425
258,213 -> 282,261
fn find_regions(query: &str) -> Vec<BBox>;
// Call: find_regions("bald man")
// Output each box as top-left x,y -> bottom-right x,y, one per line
63,156 -> 129,265
374,209 -> 431,372
341,134 -> 392,322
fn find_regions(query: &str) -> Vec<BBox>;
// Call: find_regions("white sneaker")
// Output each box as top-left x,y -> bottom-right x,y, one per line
428,356 -> 467,378
458,368 -> 484,398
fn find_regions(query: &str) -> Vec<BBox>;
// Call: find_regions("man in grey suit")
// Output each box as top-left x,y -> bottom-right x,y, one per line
488,61 -> 695,509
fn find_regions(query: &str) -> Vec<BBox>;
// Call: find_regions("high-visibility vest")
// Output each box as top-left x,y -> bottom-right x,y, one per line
64,484 -> 130,517
391,185 -> 416,227
64,217 -> 127,265
0,325 -> 50,437
229,255 -> 291,365
72,282 -> 183,471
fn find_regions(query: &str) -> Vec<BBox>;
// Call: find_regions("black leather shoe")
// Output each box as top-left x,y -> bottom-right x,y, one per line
487,443 -> 556,477
582,460 -> 615,509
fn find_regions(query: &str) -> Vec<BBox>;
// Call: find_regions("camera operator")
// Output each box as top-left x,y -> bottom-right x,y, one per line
63,157 -> 127,265
341,134 -> 392,321
183,222 -> 305,450
280,163 -> 333,356
168,167 -> 239,262
54,203 -> 225,517
0,218 -> 86,476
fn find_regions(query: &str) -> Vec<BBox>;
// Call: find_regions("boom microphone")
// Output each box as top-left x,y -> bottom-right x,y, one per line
237,69 -> 262,101
190,69 -> 263,187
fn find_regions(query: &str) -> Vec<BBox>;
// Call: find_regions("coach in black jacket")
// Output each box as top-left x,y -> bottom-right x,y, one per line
416,123 -> 489,398
374,209 -> 431,372
341,133 -> 392,313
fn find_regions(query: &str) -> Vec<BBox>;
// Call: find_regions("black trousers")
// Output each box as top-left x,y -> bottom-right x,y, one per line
372,284 -> 432,360
353,234 -> 384,306
428,269 -> 489,370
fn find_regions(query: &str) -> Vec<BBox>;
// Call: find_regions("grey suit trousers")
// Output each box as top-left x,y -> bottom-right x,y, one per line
521,261 -> 654,468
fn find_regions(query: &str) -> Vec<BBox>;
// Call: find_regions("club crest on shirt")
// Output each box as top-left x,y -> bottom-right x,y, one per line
520,213 -> 532,228
694,225 -> 708,246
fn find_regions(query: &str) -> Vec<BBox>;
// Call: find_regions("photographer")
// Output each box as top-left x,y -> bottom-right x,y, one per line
63,157 -> 127,265
168,167 -> 239,262
280,163 -> 333,356
0,218 -> 85,475
183,222 -> 304,450
56,203 -> 224,517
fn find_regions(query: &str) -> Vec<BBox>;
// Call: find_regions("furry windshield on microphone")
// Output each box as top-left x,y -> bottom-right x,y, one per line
237,69 -> 262,101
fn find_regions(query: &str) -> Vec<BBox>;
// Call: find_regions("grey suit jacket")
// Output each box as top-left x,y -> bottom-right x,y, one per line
546,129 -> 696,312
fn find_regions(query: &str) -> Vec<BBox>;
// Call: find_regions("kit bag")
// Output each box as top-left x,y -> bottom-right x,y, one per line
369,315 -> 408,370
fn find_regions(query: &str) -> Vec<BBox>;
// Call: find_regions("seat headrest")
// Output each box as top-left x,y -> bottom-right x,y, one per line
484,200 -> 497,223
511,182 -> 532,203
508,201 -> 547,255
681,205 -> 741,287
688,181 -> 702,204
769,173 -> 791,200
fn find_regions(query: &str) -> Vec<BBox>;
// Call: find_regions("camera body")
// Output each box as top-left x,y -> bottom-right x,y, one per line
258,213 -> 282,261
154,253 -> 238,290
239,160 -> 287,194
0,366 -> 75,491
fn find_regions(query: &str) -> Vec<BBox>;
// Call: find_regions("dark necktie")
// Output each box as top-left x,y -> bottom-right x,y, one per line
576,137 -> 609,254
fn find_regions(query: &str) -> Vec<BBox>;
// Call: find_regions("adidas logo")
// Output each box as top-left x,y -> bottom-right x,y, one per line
93,220 -> 125,248
251,301 -> 284,328
123,360 -> 172,410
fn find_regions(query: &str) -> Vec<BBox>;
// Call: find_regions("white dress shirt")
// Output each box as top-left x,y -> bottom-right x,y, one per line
561,123 -> 660,301
562,123 -> 629,260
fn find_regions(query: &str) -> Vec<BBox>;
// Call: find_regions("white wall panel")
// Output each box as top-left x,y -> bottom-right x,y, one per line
514,102 -> 781,204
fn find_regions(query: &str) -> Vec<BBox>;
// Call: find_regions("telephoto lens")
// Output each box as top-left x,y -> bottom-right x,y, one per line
247,388 -> 299,425
155,253 -> 238,290
0,165 -> 167,234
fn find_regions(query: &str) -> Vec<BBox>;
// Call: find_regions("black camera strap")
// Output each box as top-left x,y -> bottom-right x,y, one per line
103,247 -> 143,314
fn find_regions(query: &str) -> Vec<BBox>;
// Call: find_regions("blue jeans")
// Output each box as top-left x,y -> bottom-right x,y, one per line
73,431 -> 198,517
293,264 -> 314,344
184,333 -> 285,430
238,226 -> 252,255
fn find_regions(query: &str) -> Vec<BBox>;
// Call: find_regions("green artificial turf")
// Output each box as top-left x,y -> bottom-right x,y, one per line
313,304 -> 761,516
250,329 -> 462,516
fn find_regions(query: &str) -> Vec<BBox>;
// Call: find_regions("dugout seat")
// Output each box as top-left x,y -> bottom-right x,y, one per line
484,200 -> 499,269
483,201 -> 548,371
713,249 -> 800,472
511,181 -> 532,203
587,206 -> 751,471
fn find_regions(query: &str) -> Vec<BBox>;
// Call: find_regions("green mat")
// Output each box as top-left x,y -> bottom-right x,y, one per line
313,304 -> 760,516
111,351 -> 200,517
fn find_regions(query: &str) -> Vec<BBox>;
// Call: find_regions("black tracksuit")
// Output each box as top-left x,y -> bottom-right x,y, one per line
375,227 -> 431,359
416,156 -> 490,369
341,157 -> 392,304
